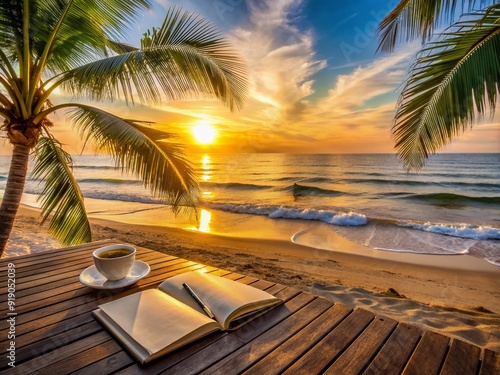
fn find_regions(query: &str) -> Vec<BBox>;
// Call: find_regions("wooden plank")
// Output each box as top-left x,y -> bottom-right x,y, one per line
479,349 -> 500,375
29,339 -> 123,375
1,314 -> 96,358
0,240 -> 115,266
248,279 -> 276,291
364,322 -> 422,375
440,339 -> 481,375
264,283 -> 287,296
0,252 -> 91,281
220,272 -> 245,281
71,350 -> 135,375
325,315 -> 397,374
114,288 -> 309,375
203,297 -> 335,375
240,303 -> 353,375
5,321 -> 103,367
402,330 -> 450,375
0,240 -> 108,263
0,331 -> 111,375
282,308 -> 375,375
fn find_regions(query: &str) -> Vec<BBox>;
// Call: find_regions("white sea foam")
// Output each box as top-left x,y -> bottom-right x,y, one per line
331,212 -> 368,226
373,247 -> 470,255
398,221 -> 500,240
203,202 -> 276,216
484,258 -> 500,267
204,203 -> 367,226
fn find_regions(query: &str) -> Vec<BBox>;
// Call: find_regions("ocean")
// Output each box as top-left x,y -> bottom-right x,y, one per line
1,153 -> 499,266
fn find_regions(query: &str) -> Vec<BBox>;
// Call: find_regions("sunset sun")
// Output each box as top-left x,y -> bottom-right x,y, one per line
192,122 -> 216,144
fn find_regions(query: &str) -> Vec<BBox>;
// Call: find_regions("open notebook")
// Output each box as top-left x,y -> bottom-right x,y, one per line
93,271 -> 281,364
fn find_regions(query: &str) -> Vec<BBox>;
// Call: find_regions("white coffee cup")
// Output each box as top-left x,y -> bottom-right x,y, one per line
92,244 -> 136,281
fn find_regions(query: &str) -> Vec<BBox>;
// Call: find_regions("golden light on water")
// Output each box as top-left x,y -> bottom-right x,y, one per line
197,209 -> 212,233
192,122 -> 216,144
200,155 -> 212,181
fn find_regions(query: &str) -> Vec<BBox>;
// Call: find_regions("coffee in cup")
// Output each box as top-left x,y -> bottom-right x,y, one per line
93,244 -> 136,281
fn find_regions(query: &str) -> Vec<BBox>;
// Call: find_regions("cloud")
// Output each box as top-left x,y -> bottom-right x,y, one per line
266,46 -> 416,152
229,0 -> 326,123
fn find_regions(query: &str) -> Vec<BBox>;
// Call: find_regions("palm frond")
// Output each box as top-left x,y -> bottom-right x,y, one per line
57,7 -> 247,111
31,135 -> 91,245
66,104 -> 200,212
377,0 -> 493,52
0,0 -> 151,73
0,0 -> 24,60
393,4 -> 500,170
105,39 -> 139,55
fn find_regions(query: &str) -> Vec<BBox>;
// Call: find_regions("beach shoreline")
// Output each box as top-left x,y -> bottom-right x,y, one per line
5,204 -> 500,351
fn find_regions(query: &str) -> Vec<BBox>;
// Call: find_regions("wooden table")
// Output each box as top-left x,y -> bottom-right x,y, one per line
1,239 -> 499,374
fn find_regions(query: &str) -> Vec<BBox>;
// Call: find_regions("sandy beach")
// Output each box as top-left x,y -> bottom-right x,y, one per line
4,204 -> 500,352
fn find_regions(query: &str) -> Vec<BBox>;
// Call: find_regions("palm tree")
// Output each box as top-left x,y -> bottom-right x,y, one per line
0,1 -> 247,254
378,0 -> 500,170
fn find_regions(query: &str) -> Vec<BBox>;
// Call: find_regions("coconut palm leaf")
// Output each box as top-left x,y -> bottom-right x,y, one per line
377,0 -> 494,52
31,135 -> 91,245
393,4 -> 500,170
56,7 -> 247,110
0,0 -> 151,71
66,104 -> 199,211
105,39 -> 139,55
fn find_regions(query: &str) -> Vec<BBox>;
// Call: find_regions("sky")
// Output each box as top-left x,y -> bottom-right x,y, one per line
1,0 -> 499,155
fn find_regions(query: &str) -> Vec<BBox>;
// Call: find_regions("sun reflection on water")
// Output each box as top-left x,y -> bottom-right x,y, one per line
197,209 -> 211,233
201,155 -> 212,182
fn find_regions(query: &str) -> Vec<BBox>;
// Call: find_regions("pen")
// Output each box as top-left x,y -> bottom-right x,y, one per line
182,283 -> 215,319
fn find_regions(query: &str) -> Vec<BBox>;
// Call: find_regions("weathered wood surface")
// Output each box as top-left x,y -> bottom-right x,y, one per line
0,240 -> 497,375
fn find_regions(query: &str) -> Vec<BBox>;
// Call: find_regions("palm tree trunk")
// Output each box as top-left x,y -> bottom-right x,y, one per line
0,143 -> 31,255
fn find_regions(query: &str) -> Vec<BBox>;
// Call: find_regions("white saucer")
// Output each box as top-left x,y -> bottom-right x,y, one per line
79,260 -> 150,290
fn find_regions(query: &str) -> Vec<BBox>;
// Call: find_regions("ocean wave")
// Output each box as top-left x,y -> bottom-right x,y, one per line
201,182 -> 272,191
301,177 -> 336,184
344,178 -> 499,190
373,247 -> 470,255
270,208 -> 367,226
405,193 -> 500,205
203,202 -> 276,215
83,191 -> 164,204
398,221 -> 500,240
485,258 -> 500,267
272,177 -> 298,182
79,178 -> 142,185
0,176 -> 6,181
203,202 -> 367,226
345,178 -> 431,186
75,165 -> 118,170
194,167 -> 220,172
345,172 -> 385,177
416,172 -> 497,179
289,183 -> 345,197
24,186 -> 164,205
